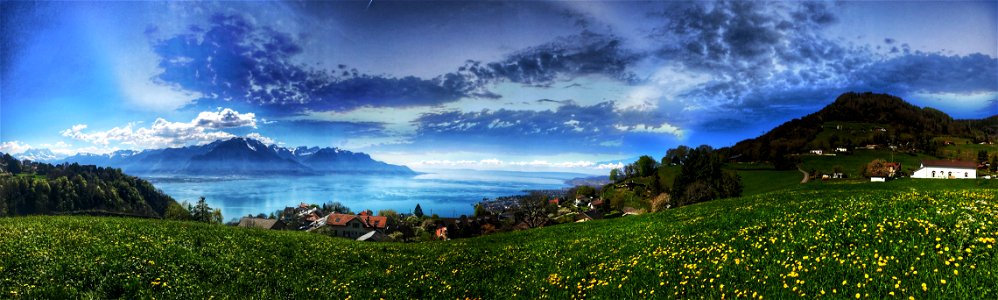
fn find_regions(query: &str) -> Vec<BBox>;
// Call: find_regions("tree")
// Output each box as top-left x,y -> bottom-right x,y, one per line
324,201 -> 351,214
414,204 -> 424,218
211,208 -> 224,224
473,203 -> 488,218
664,145 -> 690,165
191,196 -> 212,223
671,145 -> 742,205
635,155 -> 657,177
164,201 -> 191,220
516,192 -> 552,228
978,150 -> 989,165
864,159 -> 890,178
609,169 -> 620,182
575,185 -> 596,199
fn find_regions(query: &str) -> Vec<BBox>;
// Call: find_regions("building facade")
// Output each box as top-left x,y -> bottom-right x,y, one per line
911,160 -> 977,179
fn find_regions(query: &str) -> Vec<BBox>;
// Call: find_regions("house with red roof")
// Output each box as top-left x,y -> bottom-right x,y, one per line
435,226 -> 448,240
322,212 -> 388,239
911,160 -> 977,179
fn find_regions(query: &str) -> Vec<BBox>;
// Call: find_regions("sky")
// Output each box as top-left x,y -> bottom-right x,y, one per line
2,0 -> 996,174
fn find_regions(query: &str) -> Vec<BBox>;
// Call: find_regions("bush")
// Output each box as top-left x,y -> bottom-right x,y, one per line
163,201 -> 191,220
651,193 -> 671,212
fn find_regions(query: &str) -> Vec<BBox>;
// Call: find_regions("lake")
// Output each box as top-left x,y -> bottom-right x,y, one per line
143,169 -> 582,221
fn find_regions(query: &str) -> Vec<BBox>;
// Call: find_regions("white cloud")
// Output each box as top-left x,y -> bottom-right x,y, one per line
38,141 -> 76,156
595,162 -> 625,170
0,141 -> 32,154
614,122 -> 684,137
114,42 -> 203,112
598,140 -> 622,147
245,133 -> 277,145
61,108 -> 257,149
195,108 -> 257,129
615,61 -> 711,112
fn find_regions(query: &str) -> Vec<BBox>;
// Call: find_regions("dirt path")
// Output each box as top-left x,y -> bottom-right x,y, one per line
798,167 -> 810,183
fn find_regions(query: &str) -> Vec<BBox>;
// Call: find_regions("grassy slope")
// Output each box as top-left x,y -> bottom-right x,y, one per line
737,170 -> 802,196
801,149 -> 937,178
2,180 -> 998,299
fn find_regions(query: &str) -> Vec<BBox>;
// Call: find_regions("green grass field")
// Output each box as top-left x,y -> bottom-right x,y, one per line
2,180 -> 997,299
737,169 -> 803,196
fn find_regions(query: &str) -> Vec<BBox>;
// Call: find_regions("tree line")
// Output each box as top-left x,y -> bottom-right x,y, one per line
0,153 -> 220,222
606,144 -> 743,212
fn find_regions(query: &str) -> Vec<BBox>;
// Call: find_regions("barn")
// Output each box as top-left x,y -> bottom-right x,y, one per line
911,160 -> 977,179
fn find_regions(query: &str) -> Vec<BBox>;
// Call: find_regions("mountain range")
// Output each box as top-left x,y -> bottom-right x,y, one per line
27,137 -> 414,175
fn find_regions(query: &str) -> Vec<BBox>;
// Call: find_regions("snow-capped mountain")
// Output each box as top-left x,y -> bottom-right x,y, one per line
14,148 -> 64,162
58,137 -> 415,175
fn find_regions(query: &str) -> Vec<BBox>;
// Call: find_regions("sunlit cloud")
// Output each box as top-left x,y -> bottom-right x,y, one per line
0,141 -> 32,155
60,108 -> 257,149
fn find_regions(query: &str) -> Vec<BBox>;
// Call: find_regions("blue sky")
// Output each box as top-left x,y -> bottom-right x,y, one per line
2,1 -> 996,173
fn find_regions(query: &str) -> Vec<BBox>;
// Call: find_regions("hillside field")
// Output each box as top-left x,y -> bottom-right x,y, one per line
801,149 -> 939,179
2,179 -> 997,299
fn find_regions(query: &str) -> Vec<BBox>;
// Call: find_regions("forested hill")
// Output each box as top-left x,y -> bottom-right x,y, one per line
0,153 -> 178,218
729,92 -> 997,164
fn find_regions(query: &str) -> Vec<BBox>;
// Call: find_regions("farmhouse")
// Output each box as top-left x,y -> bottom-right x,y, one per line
323,212 -> 388,239
911,160 -> 977,179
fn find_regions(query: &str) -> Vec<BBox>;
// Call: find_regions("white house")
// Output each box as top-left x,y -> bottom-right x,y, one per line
911,160 -> 977,179
810,149 -> 823,155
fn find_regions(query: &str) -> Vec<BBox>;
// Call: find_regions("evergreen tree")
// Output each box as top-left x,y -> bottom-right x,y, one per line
192,196 -> 212,222
414,204 -> 424,218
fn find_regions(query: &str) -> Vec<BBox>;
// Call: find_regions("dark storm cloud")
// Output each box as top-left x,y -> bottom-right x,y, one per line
451,31 -> 641,88
153,14 -> 466,113
653,1 -> 849,95
848,53 -> 998,94
152,14 -> 639,115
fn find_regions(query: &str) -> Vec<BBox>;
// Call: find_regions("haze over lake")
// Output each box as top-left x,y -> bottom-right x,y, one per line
144,169 -> 580,221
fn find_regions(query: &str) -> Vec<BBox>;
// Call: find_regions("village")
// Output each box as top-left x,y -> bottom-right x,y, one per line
235,190 -> 610,242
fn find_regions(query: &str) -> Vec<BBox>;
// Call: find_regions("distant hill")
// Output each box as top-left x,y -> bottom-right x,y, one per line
54,137 -> 415,175
729,92 -> 997,164
565,175 -> 611,188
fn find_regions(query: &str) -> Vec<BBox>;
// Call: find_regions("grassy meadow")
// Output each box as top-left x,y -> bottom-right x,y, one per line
2,179 -> 997,299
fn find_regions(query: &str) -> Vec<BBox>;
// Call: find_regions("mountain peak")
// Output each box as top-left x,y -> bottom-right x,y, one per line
729,92 -> 990,163
15,148 -> 64,162
58,137 -> 415,175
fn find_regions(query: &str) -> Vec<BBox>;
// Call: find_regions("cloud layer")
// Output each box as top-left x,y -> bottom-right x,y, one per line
61,108 -> 256,149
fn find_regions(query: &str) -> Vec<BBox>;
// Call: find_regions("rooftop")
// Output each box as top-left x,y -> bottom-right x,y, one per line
921,160 -> 977,169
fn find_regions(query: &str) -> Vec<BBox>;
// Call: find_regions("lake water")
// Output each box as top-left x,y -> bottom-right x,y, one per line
143,169 -> 580,221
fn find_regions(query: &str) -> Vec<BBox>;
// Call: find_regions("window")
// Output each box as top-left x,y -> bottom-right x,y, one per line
965,172 -> 969,178
353,223 -> 359,228
948,172 -> 952,178
932,171 -> 936,177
